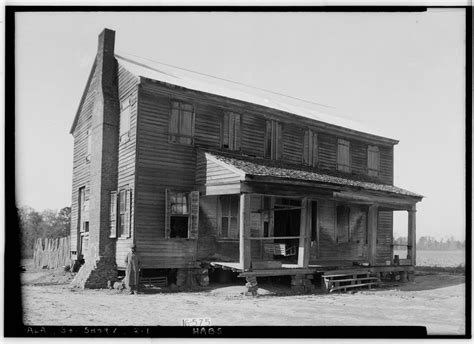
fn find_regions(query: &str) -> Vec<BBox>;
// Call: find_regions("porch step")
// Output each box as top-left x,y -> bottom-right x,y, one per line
329,282 -> 379,293
321,270 -> 380,293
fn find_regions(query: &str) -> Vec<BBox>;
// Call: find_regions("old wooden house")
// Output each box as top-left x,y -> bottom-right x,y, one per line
70,29 -> 422,290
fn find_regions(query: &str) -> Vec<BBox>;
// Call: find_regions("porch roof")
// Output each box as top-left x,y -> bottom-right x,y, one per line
204,151 -> 423,199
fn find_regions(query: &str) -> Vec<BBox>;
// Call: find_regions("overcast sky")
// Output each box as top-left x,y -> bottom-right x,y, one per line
15,9 -> 466,240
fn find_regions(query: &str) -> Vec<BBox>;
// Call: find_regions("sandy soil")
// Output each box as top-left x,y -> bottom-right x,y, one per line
20,265 -> 465,335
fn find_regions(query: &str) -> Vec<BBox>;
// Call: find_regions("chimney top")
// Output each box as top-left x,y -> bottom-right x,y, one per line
97,28 -> 115,57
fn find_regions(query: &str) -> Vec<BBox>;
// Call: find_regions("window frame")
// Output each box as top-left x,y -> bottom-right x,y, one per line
165,189 -> 199,239
118,187 -> 132,239
337,138 -> 351,173
217,194 -> 240,241
168,100 -> 195,145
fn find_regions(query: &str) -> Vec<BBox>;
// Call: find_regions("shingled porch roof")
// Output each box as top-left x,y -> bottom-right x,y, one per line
202,151 -> 423,199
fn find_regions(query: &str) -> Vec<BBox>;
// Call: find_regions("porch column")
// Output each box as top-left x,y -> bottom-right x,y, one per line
367,205 -> 378,266
239,193 -> 251,270
407,207 -> 417,266
298,197 -> 311,268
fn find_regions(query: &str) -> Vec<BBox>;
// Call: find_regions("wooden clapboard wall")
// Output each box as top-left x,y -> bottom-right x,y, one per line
310,200 -> 368,262
135,79 -> 394,186
115,64 -> 140,268
70,62 -> 97,258
134,83 -> 198,269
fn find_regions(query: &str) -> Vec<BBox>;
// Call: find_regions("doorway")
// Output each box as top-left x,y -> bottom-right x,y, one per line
273,198 -> 301,262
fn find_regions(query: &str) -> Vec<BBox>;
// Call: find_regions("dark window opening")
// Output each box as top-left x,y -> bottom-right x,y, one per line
336,205 -> 350,243
170,217 -> 189,238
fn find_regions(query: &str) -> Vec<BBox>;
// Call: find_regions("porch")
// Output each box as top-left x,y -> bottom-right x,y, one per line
197,151 -> 423,291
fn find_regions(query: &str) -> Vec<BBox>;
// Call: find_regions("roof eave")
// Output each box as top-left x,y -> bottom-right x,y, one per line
69,58 -> 97,135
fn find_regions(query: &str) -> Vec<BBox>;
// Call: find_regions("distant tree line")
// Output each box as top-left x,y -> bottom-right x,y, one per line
393,235 -> 465,250
17,206 -> 71,258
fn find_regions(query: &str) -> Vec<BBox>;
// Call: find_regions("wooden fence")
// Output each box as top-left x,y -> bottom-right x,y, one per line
33,236 -> 72,269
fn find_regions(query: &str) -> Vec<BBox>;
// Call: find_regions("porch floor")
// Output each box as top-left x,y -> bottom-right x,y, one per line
210,261 -> 415,278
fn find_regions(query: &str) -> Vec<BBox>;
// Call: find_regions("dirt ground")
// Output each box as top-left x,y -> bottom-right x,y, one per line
20,261 -> 465,335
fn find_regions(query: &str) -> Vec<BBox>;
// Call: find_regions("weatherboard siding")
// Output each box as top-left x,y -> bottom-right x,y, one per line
115,64 -> 139,268
134,85 -> 198,269
311,200 -> 368,262
70,65 -> 97,256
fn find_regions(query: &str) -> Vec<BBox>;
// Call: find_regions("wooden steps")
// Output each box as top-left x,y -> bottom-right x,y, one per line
140,276 -> 168,287
321,269 -> 380,293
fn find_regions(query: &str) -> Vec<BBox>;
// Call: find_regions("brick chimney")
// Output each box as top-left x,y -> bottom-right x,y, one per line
72,29 -> 119,288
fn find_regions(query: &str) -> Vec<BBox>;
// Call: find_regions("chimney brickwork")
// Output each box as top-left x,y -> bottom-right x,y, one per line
71,29 -> 119,289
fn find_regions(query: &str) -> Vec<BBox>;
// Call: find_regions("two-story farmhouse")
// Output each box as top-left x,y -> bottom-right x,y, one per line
70,29 -> 422,289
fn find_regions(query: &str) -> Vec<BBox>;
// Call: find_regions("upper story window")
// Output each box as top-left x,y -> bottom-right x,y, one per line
169,101 -> 194,145
86,130 -> 92,162
120,98 -> 132,143
367,145 -> 380,177
221,112 -> 241,151
265,119 -> 282,160
303,129 -> 318,167
218,195 -> 239,239
337,138 -> 351,172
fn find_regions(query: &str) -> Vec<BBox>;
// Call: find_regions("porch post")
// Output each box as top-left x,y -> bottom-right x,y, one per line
407,207 -> 417,266
298,197 -> 311,268
367,205 -> 378,266
239,193 -> 251,270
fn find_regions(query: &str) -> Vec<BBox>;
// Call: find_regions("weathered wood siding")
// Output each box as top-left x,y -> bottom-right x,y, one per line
70,64 -> 97,256
310,200 -> 368,262
134,83 -> 198,268
318,134 -> 338,171
115,64 -> 139,268
376,210 -> 393,264
196,152 -> 241,186
282,123 -> 304,164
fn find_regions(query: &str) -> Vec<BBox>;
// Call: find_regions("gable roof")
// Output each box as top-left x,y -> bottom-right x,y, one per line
204,151 -> 423,199
70,59 -> 97,134
115,52 -> 398,143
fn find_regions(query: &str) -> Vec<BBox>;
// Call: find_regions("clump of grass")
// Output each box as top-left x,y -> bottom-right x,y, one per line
416,264 -> 465,275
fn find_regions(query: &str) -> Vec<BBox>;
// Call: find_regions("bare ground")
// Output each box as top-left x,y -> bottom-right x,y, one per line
20,263 -> 465,335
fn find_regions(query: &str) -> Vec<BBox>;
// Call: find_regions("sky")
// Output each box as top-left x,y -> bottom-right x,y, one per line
15,9 -> 466,240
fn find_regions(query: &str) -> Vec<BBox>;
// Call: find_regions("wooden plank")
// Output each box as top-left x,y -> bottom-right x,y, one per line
298,197 -> 311,268
367,205 -> 378,265
239,193 -> 251,270
238,268 -> 316,277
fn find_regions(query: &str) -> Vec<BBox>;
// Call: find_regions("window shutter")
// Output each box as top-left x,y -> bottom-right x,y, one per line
312,132 -> 319,167
222,113 -> 229,148
303,130 -> 310,165
109,191 -> 117,238
189,191 -> 200,239
165,189 -> 171,239
368,145 -> 379,176
276,122 -> 283,160
265,120 -> 272,158
234,113 -> 241,151
228,113 -> 234,150
126,189 -> 132,238
338,139 -> 350,172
